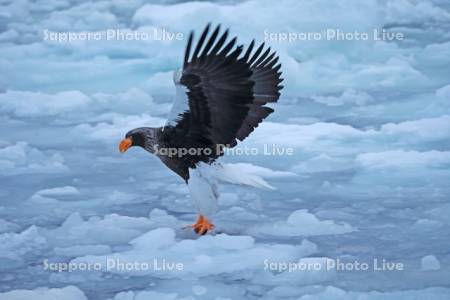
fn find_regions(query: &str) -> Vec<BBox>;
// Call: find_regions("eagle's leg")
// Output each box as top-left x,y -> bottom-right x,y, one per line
187,166 -> 218,235
189,214 -> 214,235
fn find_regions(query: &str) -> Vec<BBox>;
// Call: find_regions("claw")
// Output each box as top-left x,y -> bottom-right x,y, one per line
186,215 -> 214,235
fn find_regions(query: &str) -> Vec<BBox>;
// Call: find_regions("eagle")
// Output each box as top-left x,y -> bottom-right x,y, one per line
119,24 -> 283,235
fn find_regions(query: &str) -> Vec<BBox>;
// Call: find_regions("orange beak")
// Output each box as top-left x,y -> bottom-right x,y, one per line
119,137 -> 132,153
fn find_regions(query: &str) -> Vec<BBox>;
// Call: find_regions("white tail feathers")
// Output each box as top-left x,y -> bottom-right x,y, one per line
196,162 -> 297,190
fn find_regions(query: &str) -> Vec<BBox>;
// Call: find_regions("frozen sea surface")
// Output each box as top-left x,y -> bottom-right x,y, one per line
0,0 -> 449,299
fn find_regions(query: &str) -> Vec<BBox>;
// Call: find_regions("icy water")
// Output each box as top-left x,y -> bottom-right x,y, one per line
0,0 -> 450,299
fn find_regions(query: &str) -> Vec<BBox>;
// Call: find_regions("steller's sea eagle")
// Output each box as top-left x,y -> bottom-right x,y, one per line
119,24 -> 283,235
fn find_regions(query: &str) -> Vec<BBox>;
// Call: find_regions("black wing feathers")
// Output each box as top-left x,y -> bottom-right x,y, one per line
162,24 -> 283,176
183,32 -> 193,69
192,24 -> 210,61
235,41 -> 283,141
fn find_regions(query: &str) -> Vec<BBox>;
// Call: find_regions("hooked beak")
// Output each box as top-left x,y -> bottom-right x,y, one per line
119,137 -> 132,153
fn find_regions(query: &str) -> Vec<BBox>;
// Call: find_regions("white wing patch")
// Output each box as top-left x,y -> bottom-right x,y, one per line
165,69 -> 189,127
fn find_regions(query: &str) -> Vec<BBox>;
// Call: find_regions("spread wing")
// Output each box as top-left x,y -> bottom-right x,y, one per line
160,24 -> 283,168
236,39 -> 283,140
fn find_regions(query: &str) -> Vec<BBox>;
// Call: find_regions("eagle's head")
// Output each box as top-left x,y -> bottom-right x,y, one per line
119,127 -> 158,154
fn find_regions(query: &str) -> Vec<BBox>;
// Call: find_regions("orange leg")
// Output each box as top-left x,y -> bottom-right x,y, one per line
188,215 -> 215,235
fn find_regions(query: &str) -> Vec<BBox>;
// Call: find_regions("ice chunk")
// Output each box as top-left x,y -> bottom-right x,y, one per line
33,186 -> 80,197
72,229 -> 317,278
41,212 -> 155,248
311,89 -> 372,106
112,290 -> 177,300
0,219 -> 20,234
0,90 -> 90,117
0,285 -> 87,300
356,150 -> 450,170
421,255 -> 441,271
255,210 -> 355,237
129,227 -> 176,250
0,226 -> 46,261
297,285 -> 450,299
0,142 -> 68,175
192,285 -> 207,296
54,245 -> 111,257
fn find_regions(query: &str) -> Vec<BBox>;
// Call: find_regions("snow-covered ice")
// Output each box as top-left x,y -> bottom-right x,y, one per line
1,0 -> 450,299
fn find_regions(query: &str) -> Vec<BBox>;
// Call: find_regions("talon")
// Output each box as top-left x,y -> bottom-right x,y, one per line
188,215 -> 214,235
